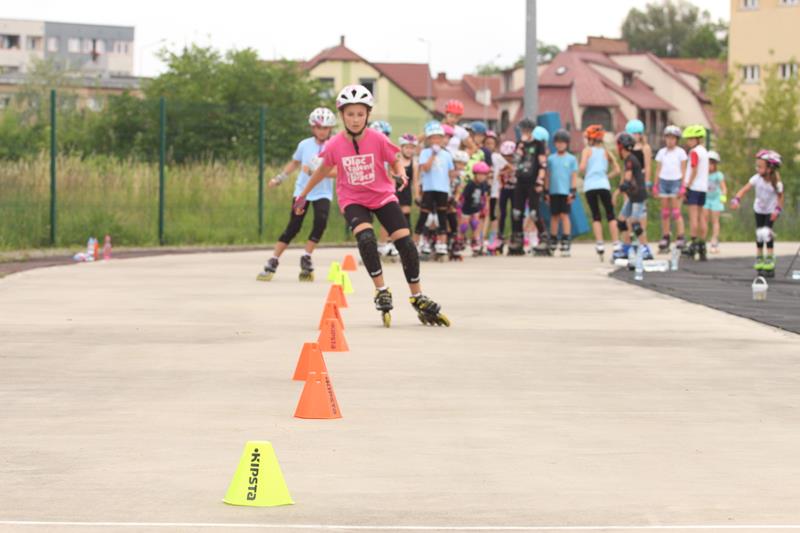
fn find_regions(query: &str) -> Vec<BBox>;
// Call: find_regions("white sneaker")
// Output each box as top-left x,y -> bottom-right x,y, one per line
420,240 -> 432,254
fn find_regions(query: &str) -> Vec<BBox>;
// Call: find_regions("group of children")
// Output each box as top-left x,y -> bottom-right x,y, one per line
257,86 -> 788,323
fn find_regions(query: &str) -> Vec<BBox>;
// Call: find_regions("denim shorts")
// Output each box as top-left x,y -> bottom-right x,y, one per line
658,178 -> 681,197
620,200 -> 647,221
685,190 -> 707,206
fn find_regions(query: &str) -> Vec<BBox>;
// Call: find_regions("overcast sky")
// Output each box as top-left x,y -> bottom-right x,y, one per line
5,0 -> 730,78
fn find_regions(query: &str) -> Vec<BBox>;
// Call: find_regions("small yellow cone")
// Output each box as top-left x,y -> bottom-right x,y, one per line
339,271 -> 354,295
223,441 -> 293,507
327,261 -> 341,282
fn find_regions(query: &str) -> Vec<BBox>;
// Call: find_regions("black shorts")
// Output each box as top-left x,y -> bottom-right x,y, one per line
421,191 -> 449,211
396,185 -> 412,207
343,202 -> 408,235
549,194 -> 570,215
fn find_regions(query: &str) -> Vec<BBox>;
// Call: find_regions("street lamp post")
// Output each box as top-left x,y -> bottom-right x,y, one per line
524,0 -> 538,121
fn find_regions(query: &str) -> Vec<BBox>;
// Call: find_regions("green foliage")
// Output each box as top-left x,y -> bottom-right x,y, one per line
477,42 -> 561,75
622,0 -> 727,59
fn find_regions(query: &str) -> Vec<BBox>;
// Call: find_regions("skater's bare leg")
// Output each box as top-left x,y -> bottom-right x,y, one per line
273,241 -> 289,257
609,220 -> 619,243
561,213 -> 571,236
592,221 -> 604,243
389,227 -> 422,294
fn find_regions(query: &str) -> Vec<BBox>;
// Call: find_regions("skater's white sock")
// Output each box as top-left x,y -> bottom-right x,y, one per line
411,292 -> 422,298
376,285 -> 387,292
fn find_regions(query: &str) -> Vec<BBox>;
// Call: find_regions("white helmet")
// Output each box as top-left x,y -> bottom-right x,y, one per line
336,84 -> 374,110
452,150 -> 470,164
663,125 -> 682,138
308,107 -> 336,128
708,150 -> 721,162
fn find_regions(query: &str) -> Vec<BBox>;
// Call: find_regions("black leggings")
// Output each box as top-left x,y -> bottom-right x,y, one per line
278,198 -> 330,244
755,213 -> 775,249
511,182 -> 543,234
585,189 -> 615,222
497,188 -> 514,237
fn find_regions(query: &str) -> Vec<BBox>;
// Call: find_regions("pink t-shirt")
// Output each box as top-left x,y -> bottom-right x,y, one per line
321,128 -> 400,211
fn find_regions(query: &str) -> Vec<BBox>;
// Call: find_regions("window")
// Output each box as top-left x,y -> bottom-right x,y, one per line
94,39 -> 105,54
742,64 -> 760,83
779,0 -> 798,5
780,63 -> 798,80
582,107 -> 613,131
0,35 -> 21,50
0,95 -> 11,109
742,0 -> 758,8
26,36 -> 43,51
500,110 -> 510,133
317,77 -> 335,99
623,73 -> 633,87
47,37 -> 59,52
68,38 -> 80,53
82,38 -> 93,53
359,78 -> 376,98
1,66 -> 20,73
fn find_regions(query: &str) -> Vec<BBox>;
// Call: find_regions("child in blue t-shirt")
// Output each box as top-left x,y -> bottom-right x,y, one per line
415,121 -> 455,257
545,130 -> 578,256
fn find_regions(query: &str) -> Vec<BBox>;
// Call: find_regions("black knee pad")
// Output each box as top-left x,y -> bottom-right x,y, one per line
617,220 -> 628,232
632,222 -> 643,237
356,228 -> 382,278
394,235 -> 420,284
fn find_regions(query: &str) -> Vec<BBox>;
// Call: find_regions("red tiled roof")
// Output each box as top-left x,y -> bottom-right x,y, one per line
540,52 -> 619,107
600,76 -> 674,111
500,86 -> 576,142
433,77 -> 498,119
661,58 -> 727,79
372,63 -> 432,100
462,74 -> 502,99
303,44 -> 366,71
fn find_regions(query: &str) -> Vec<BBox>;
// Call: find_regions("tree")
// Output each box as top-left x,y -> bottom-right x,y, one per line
621,0 -> 727,59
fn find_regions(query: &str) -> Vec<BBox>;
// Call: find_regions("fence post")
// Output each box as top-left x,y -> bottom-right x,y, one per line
158,96 -> 166,245
49,89 -> 57,246
258,106 -> 265,239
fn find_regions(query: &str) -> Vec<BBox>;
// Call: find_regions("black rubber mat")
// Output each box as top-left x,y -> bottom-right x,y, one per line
610,254 -> 800,335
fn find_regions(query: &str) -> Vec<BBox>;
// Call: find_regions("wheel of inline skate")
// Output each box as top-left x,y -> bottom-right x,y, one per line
256,272 -> 274,282
436,314 -> 451,327
382,311 -> 391,328
298,272 -> 314,282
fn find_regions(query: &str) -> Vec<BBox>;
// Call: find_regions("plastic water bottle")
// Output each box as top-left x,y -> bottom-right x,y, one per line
103,235 -> 112,260
634,245 -> 645,281
670,246 -> 680,271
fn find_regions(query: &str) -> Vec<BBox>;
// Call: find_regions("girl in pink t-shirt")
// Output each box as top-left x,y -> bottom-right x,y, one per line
295,84 -> 449,327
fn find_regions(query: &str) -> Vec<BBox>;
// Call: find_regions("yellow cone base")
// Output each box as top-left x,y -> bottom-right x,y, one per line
223,441 -> 293,507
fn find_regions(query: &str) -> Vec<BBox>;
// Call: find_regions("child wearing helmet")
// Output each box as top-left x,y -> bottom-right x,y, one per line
459,161 -> 491,254
296,84 -> 448,326
369,120 -> 392,137
580,124 -> 621,259
509,118 -> 548,255
703,151 -> 726,254
730,150 -> 785,276
486,135 -> 507,251
654,125 -> 688,254
681,124 -> 710,261
494,140 -> 518,248
442,99 -> 476,153
617,132 -> 652,259
415,120 -> 456,261
397,134 -> 419,228
545,130 -> 578,256
625,119 -> 653,189
258,107 -> 337,282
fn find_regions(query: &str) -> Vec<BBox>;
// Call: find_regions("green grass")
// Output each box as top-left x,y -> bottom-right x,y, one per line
1,154 -> 798,251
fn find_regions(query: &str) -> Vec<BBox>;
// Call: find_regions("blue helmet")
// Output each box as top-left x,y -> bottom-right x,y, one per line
424,120 -> 445,137
369,120 -> 392,136
625,119 -> 645,135
470,121 -> 488,135
533,126 -> 550,143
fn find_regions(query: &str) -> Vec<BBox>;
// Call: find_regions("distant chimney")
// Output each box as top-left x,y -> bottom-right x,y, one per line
340,35 -> 345,46
436,72 -> 447,82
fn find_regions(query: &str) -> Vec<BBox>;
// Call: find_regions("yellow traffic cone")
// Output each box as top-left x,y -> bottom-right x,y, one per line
223,441 -> 293,507
339,271 -> 354,295
327,261 -> 341,283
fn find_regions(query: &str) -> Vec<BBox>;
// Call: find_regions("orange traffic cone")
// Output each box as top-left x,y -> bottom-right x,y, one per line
341,254 -> 357,272
294,371 -> 342,419
326,284 -> 348,309
318,318 -> 349,352
292,342 -> 328,381
318,302 -> 344,330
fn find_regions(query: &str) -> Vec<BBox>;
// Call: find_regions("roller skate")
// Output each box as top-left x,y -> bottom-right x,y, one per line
611,242 -> 628,266
675,234 -> 687,251
409,294 -> 450,327
449,235 -> 465,262
682,239 -> 697,260
710,240 -> 720,254
548,234 -> 559,256
508,232 -> 525,256
471,238 -> 483,257
697,240 -> 707,262
560,236 -> 572,257
487,236 -> 504,256
532,232 -> 551,257
434,241 -> 448,262
641,244 -> 654,261
658,234 -> 671,254
762,255 -> 776,278
374,287 -> 393,328
299,254 -> 314,281
754,255 -> 765,273
595,241 -> 605,262
419,238 -> 432,262
256,257 -> 279,281
381,242 -> 399,263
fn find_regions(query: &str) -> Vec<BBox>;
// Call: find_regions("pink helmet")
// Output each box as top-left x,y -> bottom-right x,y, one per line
472,161 -> 491,174
442,124 -> 455,136
486,130 -> 497,139
500,140 -> 516,155
399,133 -> 418,146
756,149 -> 782,168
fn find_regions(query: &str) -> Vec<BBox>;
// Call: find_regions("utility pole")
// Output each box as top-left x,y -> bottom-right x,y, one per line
524,0 -> 538,121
